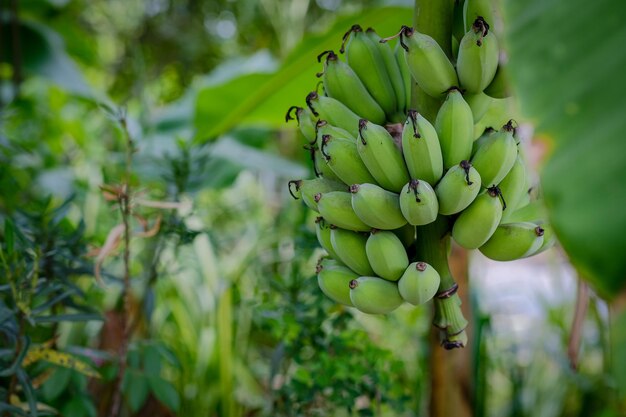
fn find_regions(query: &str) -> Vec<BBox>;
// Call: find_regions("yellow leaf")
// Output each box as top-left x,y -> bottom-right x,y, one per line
23,347 -> 100,378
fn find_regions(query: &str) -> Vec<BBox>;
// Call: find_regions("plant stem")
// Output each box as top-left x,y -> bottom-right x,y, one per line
415,217 -> 468,348
108,113 -> 134,417
412,0 -> 467,348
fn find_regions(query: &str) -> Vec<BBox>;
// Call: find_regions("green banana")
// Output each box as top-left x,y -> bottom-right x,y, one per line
365,230 -> 409,281
349,276 -> 403,314
463,0 -> 499,34
315,217 -> 341,259
435,160 -> 481,215
397,262 -> 441,305
471,126 -> 496,157
498,154 -> 527,217
350,183 -> 407,230
341,25 -> 397,119
502,199 -> 546,224
306,92 -> 361,138
315,191 -> 371,232
286,105 -> 317,144
394,26 -> 459,98
320,134 -> 378,185
435,89 -> 474,169
457,17 -> 499,94
317,262 -> 358,306
399,179 -> 439,226
479,222 -> 545,261
526,223 -> 556,256
288,178 -> 346,211
395,41 -> 412,114
401,110 -> 443,186
315,119 -> 354,144
317,256 -> 345,270
365,27 -> 406,120
470,121 -> 518,186
330,227 -> 375,276
318,50 -> 386,124
451,186 -> 505,249
301,142 -> 338,181
484,64 -> 511,98
464,92 -> 493,123
357,119 -> 409,192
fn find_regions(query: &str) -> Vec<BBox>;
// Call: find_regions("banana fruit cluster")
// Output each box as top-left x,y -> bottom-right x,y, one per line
286,11 -> 555,346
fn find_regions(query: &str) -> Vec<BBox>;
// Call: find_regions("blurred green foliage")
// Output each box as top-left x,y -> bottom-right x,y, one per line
0,0 -> 624,416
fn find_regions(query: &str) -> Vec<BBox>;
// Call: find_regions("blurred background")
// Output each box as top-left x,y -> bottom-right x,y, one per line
0,0 -> 622,416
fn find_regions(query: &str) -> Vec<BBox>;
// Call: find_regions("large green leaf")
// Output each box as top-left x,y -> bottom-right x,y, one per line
504,0 -> 626,299
194,6 -> 411,140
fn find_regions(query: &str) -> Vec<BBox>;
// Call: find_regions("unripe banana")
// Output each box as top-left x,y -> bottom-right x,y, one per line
330,227 -> 375,276
503,200 -> 546,224
470,121 -> 518,186
286,106 -> 317,144
315,191 -> 371,232
341,25 -> 398,119
317,262 -> 357,306
456,17 -> 499,93
479,222 -> 544,261
498,155 -> 527,216
314,148 -> 343,182
318,50 -> 386,125
401,110 -> 443,186
527,223 -> 556,256
349,276 -> 403,314
317,256 -> 345,270
464,92 -> 493,123
315,217 -> 341,259
471,126 -> 496,157
435,160 -> 481,215
357,119 -> 409,192
394,41 -> 412,114
288,178 -> 346,211
435,89 -> 474,169
395,26 -> 459,98
306,92 -> 361,138
365,28 -> 406,120
484,64 -> 511,98
350,183 -> 407,230
397,262 -> 441,305
320,134 -> 378,185
365,230 -> 409,281
463,0 -> 499,34
451,186 -> 505,249
315,119 -> 354,145
399,179 -> 439,226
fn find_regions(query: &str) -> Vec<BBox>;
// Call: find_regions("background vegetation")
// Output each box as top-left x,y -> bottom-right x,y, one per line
1,0 -> 625,416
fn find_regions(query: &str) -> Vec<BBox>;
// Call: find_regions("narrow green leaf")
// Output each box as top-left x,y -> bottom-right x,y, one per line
126,373 -> 149,413
33,313 -> 102,324
148,377 -> 180,412
16,368 -> 38,417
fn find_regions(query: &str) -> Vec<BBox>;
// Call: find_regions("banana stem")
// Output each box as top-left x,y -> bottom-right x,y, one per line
415,217 -> 468,348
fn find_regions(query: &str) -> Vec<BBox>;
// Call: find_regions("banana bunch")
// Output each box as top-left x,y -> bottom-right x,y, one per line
286,9 -> 554,349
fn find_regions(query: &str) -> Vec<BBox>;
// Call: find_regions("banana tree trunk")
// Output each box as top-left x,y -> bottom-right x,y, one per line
412,1 -> 474,416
